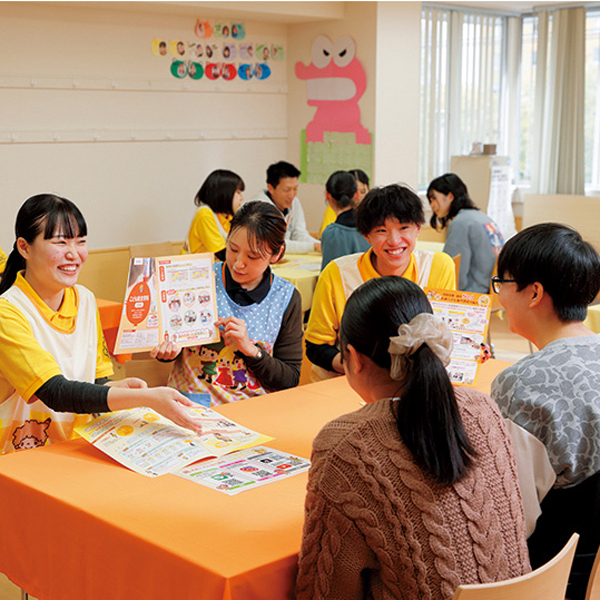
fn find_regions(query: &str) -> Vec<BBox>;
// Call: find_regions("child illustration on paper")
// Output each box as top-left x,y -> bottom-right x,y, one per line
12,418 -> 51,450
198,346 -> 220,383
232,355 -> 248,391
214,346 -> 235,388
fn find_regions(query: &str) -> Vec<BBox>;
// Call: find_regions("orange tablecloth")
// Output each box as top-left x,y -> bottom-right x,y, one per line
97,298 -> 131,364
0,360 -> 510,600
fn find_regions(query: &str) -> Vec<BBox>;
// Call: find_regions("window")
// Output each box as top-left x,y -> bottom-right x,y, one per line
420,7 -> 507,189
586,10 -> 600,189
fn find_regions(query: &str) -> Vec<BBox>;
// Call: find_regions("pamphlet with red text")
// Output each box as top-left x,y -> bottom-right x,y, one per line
423,288 -> 492,387
113,253 -> 219,354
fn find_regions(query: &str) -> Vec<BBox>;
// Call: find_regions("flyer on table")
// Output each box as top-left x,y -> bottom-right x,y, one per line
75,406 -> 274,478
424,288 -> 492,387
114,253 -> 219,354
175,446 -> 311,495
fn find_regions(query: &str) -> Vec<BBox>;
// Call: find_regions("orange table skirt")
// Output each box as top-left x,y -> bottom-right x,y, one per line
97,298 -> 131,364
0,360 -> 510,600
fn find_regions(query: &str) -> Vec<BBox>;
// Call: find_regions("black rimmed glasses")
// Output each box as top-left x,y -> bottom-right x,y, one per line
491,276 -> 517,294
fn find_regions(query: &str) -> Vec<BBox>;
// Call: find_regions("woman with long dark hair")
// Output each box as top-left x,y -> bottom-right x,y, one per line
428,173 -> 504,293
296,276 -> 530,599
0,194 -> 201,454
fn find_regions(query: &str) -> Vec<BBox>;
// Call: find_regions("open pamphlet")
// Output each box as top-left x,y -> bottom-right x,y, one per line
113,253 -> 219,354
175,446 -> 311,495
75,406 -> 274,478
424,288 -> 492,387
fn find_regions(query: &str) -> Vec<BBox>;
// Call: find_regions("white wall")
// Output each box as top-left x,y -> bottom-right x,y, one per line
0,2 -> 288,249
287,1 -> 422,232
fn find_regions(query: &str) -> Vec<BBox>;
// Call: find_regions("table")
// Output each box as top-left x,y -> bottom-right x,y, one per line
272,252 -> 322,313
0,360 -> 510,600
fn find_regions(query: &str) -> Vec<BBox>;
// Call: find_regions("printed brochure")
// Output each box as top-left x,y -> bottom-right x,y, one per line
113,253 -> 219,354
424,288 -> 492,387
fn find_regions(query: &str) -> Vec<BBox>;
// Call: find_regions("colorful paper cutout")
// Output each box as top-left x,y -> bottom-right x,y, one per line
231,24 -> 246,40
222,44 -> 237,60
222,63 -> 237,81
256,44 -> 270,61
214,23 -> 231,39
238,63 -> 253,80
171,60 -> 188,78
271,45 -> 284,61
295,34 -> 371,144
239,44 -> 254,60
254,63 -> 271,80
205,62 -> 221,80
170,40 -> 186,57
152,39 -> 168,57
195,20 -> 213,39
188,61 -> 203,80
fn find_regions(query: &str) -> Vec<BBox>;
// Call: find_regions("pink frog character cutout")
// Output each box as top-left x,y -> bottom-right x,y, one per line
295,35 -> 371,145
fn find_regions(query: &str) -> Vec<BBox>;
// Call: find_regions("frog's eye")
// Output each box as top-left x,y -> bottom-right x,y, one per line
311,35 -> 333,69
333,35 -> 356,68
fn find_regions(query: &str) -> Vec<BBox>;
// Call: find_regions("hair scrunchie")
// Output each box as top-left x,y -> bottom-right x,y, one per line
388,313 -> 453,381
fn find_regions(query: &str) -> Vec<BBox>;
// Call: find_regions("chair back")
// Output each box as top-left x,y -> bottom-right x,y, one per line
585,544 -> 600,600
452,254 -> 461,285
452,533 -> 578,600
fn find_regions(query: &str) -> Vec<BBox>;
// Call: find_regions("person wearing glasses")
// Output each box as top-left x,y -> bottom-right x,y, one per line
490,223 -> 600,600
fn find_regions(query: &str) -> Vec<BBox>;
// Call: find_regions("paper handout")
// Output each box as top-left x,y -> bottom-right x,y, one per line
424,288 -> 492,387
75,406 -> 274,478
114,253 -> 219,354
175,446 -> 311,495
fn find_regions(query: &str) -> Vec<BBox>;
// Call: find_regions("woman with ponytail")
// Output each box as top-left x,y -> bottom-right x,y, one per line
428,173 -> 504,293
320,170 -> 370,270
0,194 -> 202,454
296,276 -> 530,600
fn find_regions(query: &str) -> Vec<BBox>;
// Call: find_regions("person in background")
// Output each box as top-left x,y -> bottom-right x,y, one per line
296,276 -> 530,600
182,169 -> 245,260
305,184 -> 456,381
0,194 -> 202,454
154,201 -> 303,407
490,223 -> 600,600
320,168 -> 370,237
428,173 -> 504,293
320,170 -> 370,270
253,161 -> 320,254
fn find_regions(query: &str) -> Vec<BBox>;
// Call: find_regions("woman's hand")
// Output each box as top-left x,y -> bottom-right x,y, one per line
150,342 -> 182,361
105,377 -> 148,389
106,386 -> 203,434
331,352 -> 345,374
146,387 -> 204,434
215,316 -> 255,356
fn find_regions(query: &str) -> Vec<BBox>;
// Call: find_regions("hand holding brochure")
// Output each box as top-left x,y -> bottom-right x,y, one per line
75,406 -> 274,478
114,253 -> 219,354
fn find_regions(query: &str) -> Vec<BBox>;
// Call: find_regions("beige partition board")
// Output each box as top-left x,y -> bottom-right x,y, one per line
78,246 -> 130,302
523,194 -> 600,251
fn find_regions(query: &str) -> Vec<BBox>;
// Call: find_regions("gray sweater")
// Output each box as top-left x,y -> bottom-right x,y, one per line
444,209 -> 504,293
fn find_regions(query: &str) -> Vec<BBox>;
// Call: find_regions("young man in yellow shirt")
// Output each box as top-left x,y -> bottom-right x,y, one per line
305,184 -> 456,381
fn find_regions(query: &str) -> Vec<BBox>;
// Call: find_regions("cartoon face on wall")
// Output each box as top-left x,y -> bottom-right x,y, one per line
295,35 -> 371,145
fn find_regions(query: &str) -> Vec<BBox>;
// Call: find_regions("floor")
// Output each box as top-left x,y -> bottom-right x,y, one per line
0,311 -> 531,600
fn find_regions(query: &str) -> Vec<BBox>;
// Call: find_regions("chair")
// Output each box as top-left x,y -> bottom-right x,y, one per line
585,544 -> 600,600
452,532 -> 578,600
452,254 -> 461,285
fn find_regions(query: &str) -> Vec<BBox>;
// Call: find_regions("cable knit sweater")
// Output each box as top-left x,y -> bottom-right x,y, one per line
295,388 -> 530,600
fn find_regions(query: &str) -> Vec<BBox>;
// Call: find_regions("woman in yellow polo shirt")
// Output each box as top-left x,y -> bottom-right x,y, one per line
0,194 -> 202,454
182,169 -> 245,258
305,184 -> 456,381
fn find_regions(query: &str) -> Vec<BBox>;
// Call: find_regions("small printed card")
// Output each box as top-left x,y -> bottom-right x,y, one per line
175,446 -> 311,495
